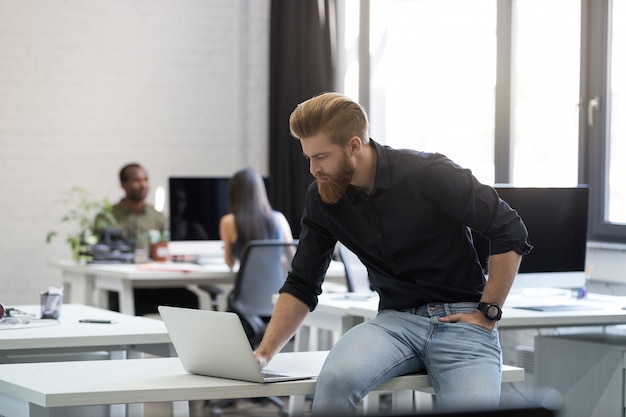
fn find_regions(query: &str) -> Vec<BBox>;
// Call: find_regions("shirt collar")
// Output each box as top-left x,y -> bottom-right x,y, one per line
370,139 -> 391,191
346,138 -> 391,200
119,199 -> 147,215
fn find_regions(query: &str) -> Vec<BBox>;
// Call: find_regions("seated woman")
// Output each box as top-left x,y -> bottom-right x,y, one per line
219,167 -> 294,270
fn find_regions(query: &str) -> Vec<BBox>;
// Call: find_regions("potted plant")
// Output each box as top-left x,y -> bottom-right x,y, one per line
46,187 -> 116,261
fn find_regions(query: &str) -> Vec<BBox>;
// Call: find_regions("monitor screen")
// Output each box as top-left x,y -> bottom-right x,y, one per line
168,177 -> 271,241
472,186 -> 590,290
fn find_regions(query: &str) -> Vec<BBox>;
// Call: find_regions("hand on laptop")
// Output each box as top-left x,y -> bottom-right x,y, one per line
253,350 -> 268,369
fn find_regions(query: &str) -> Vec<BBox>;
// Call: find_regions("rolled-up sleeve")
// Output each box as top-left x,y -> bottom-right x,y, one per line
279,189 -> 337,311
485,198 -> 533,256
468,183 -> 533,257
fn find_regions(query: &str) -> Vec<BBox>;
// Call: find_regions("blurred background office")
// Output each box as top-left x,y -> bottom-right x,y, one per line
2,0 -> 625,307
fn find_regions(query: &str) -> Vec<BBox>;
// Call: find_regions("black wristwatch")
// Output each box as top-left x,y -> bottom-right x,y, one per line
476,302 -> 502,321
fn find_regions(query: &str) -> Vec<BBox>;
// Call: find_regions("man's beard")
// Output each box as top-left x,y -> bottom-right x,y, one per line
127,190 -> 147,203
317,154 -> 354,204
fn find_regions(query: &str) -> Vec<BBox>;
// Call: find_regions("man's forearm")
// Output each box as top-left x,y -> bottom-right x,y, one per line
483,250 -> 522,306
254,292 -> 310,364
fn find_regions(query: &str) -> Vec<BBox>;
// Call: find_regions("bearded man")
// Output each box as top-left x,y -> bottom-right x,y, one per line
253,92 -> 532,416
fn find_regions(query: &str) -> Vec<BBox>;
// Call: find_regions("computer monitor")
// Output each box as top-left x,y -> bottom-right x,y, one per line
472,185 -> 590,292
168,176 -> 272,241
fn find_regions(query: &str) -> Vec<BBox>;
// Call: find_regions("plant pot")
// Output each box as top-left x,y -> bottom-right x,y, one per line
150,242 -> 169,262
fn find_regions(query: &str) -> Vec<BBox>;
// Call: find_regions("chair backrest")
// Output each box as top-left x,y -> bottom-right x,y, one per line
337,244 -> 372,293
229,240 -> 298,317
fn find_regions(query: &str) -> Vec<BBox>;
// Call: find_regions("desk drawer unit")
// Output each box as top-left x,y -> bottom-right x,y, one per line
535,333 -> 626,417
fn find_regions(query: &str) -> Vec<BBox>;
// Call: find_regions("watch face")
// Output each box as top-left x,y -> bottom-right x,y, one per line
487,305 -> 499,318
478,302 -> 501,320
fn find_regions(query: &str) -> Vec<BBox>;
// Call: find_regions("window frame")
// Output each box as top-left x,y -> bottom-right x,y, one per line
585,0 -> 626,242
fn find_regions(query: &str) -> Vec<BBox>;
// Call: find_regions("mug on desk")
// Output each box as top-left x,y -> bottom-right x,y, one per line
40,291 -> 63,319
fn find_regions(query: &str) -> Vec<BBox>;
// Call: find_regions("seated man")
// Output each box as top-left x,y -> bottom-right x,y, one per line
96,162 -> 198,315
254,93 -> 532,415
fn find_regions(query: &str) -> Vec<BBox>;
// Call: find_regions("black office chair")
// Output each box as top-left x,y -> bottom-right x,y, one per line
197,284 -> 224,311
337,243 -> 374,293
207,239 -> 298,417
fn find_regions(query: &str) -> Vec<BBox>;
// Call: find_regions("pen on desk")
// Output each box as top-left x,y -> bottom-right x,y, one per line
79,319 -> 118,324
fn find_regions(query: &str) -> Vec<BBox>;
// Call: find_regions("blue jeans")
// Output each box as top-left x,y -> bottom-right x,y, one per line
311,302 -> 502,416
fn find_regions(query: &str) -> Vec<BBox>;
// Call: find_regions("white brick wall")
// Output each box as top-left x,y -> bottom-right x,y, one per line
0,0 -> 270,304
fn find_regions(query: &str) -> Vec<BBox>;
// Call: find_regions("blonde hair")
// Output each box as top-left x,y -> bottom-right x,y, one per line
289,92 -> 369,146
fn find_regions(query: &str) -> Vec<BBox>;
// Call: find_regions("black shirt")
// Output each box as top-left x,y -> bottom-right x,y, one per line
280,140 -> 532,312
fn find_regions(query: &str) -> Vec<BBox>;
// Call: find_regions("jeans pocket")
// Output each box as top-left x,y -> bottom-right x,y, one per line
454,320 -> 498,339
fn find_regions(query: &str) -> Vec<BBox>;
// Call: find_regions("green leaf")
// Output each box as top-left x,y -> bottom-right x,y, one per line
46,231 -> 58,243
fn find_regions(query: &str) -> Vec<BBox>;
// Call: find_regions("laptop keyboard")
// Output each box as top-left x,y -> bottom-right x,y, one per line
261,372 -> 288,379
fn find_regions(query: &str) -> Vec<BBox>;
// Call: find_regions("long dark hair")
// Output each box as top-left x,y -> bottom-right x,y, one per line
228,168 -> 277,245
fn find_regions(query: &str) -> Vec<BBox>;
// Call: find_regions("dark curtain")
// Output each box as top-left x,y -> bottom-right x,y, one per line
269,0 -> 336,238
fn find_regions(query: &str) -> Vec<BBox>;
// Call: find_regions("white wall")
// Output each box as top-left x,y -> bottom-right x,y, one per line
0,0 -> 270,304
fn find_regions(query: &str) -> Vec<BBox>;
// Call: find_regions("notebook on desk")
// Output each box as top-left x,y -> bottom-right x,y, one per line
158,306 -> 315,383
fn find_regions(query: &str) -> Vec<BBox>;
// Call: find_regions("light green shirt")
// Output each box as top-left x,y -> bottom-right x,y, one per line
111,200 -> 166,235
96,200 -> 167,251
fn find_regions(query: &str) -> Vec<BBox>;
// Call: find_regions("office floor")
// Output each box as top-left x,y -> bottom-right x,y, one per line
142,386 -> 534,416
144,397 -> 310,416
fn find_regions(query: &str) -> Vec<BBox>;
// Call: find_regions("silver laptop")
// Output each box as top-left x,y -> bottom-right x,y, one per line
158,306 -> 315,383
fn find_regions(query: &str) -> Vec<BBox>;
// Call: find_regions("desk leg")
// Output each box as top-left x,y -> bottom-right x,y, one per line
117,281 -> 136,316
412,391 -> 434,412
62,271 -> 95,306
362,392 -> 380,414
94,276 -> 136,315
287,395 -> 306,417
391,390 -> 416,414
108,350 -> 142,417
0,392 -> 39,417
171,401 -> 190,417
294,327 -> 311,352
28,403 -> 51,417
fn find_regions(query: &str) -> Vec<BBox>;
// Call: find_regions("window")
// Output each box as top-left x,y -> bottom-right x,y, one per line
337,0 -> 625,242
606,0 -> 625,224
367,0 -> 497,185
509,0 -> 580,186
587,0 -> 626,240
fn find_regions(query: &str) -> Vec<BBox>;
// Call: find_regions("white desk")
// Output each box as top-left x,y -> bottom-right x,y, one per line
0,304 -> 173,417
51,260 -> 346,315
0,304 -> 171,359
0,352 -> 524,417
342,292 -> 626,329
50,260 -> 236,315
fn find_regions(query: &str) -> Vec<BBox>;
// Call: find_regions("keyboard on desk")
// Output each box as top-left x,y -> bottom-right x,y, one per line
508,289 -> 607,312
261,371 -> 290,379
193,256 -> 225,266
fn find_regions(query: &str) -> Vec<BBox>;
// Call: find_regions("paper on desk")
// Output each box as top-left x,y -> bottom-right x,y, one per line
0,318 -> 59,330
137,262 -> 207,273
507,289 -> 609,309
46,286 -> 64,295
